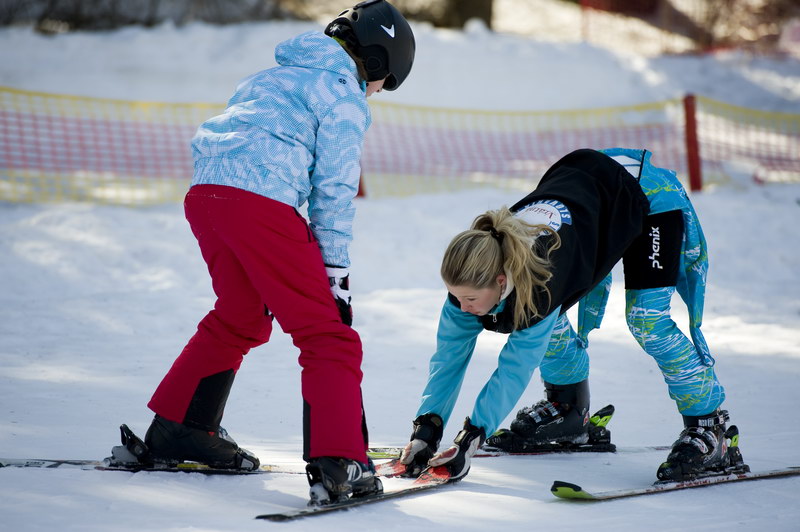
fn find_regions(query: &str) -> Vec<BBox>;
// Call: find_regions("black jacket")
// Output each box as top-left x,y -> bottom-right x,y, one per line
449,149 -> 650,334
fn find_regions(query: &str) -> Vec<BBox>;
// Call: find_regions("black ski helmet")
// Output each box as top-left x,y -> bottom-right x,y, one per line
325,0 -> 415,91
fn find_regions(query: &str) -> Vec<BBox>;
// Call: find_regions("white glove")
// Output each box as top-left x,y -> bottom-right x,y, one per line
428,417 -> 485,480
400,439 -> 433,474
325,266 -> 352,326
399,413 -> 443,477
325,266 -> 350,303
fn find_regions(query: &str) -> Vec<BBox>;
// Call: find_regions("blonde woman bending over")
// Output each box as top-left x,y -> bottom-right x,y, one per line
399,148 -> 745,484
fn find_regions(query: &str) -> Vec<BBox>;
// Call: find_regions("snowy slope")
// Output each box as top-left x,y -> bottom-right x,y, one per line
1,6 -> 800,532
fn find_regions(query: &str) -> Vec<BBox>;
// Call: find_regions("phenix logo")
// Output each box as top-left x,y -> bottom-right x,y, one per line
649,225 -> 663,270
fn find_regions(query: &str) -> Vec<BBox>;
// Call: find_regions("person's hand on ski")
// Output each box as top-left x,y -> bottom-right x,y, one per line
399,413 -> 443,477
428,417 -> 485,480
325,266 -> 352,326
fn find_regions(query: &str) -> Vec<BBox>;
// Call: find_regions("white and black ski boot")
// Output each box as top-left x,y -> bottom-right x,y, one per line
485,379 -> 594,452
657,409 -> 749,482
306,456 -> 383,505
142,415 -> 260,470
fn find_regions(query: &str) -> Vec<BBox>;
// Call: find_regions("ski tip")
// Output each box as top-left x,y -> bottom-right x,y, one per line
368,451 -> 399,459
551,480 -> 595,500
367,447 -> 401,459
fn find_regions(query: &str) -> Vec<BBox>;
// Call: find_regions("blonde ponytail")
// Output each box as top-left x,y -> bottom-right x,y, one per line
441,207 -> 560,329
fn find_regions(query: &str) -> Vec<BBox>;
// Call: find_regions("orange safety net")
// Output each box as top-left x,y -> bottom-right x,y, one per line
1,86 -> 797,205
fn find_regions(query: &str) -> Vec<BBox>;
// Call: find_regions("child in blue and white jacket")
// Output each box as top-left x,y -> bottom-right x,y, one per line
145,1 -> 415,504
190,30 -> 371,270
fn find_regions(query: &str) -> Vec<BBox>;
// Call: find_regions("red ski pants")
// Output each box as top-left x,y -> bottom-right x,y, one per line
148,184 -> 368,462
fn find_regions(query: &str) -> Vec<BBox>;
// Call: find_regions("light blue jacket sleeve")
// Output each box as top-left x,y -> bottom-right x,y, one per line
307,96 -> 369,267
416,297 -> 484,427
470,307 -> 561,437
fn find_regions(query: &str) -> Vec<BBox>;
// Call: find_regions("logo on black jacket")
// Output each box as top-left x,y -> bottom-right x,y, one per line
515,199 -> 572,232
649,225 -> 663,270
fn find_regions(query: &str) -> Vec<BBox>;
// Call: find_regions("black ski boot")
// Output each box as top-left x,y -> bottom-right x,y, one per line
142,369 -> 259,470
306,457 -> 383,505
485,379 -> 592,452
657,409 -> 749,482
143,415 -> 260,471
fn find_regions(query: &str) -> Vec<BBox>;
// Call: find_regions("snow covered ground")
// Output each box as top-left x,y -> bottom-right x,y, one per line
1,2 -> 800,531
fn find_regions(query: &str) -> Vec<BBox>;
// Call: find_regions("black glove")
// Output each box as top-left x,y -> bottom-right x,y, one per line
325,266 -> 352,326
429,417 -> 486,480
399,413 -> 443,477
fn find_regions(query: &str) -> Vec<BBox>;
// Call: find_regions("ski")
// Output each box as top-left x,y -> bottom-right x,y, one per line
367,447 -> 408,459
0,423 -> 299,475
367,404 -> 670,459
0,457 -> 301,475
478,443 -> 671,456
368,444 -> 669,460
255,465 -> 452,521
482,403 -> 620,454
551,466 -> 800,501
1,458 -> 108,470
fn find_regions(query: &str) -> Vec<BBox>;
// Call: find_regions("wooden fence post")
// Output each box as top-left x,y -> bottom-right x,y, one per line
683,94 -> 703,191
357,173 -> 366,197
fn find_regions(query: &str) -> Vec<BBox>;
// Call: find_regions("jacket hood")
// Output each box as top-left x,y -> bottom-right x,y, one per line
275,31 -> 360,80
